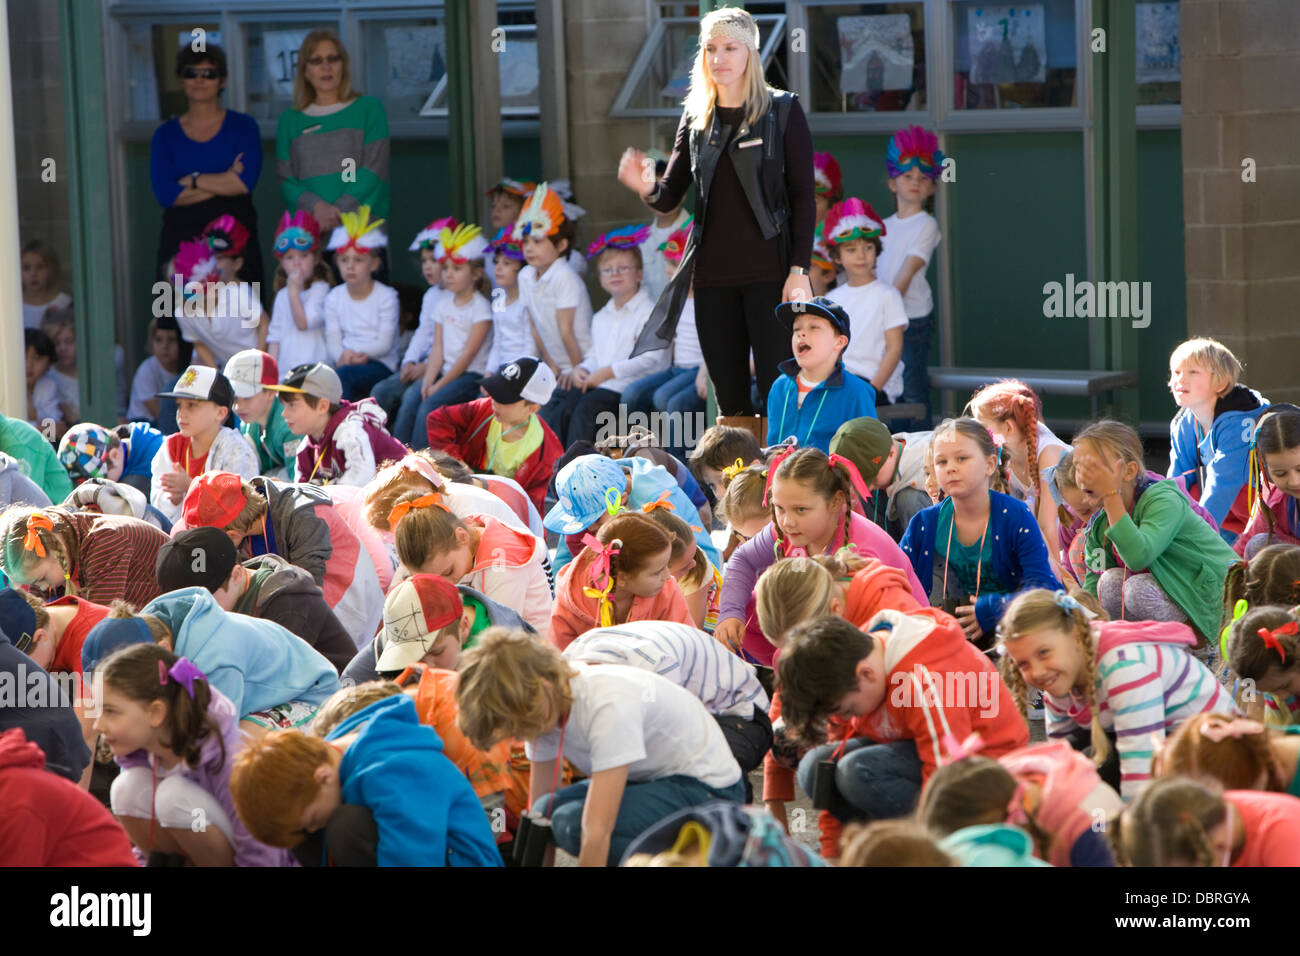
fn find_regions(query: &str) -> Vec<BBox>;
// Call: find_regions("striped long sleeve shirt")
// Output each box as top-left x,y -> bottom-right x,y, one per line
1045,640 -> 1238,800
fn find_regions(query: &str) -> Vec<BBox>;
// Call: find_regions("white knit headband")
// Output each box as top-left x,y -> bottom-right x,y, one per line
702,16 -> 759,51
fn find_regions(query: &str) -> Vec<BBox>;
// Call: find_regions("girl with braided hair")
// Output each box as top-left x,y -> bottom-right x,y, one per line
968,379 -> 1068,582
1220,544 -> 1300,724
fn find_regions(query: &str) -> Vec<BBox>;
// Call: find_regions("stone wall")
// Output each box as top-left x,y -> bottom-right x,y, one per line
1181,0 -> 1300,404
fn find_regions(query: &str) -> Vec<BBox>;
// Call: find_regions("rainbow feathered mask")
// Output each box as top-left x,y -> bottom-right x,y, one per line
327,206 -> 388,255
437,223 -> 489,264
886,125 -> 945,181
409,216 -> 459,253
822,198 -> 886,247
511,182 -> 566,241
273,211 -> 320,257
586,224 -> 650,261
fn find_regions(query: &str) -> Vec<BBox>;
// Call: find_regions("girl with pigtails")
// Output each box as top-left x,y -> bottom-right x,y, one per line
0,506 -> 168,608
997,588 -> 1237,800
900,417 -> 1060,648
968,379 -> 1070,583
714,446 -> 926,667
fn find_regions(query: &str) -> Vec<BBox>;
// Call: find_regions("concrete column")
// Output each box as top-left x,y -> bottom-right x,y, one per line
446,0 -> 502,225
1181,0 -> 1300,404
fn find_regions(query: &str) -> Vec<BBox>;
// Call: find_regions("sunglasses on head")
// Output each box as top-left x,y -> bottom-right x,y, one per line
181,67 -> 223,80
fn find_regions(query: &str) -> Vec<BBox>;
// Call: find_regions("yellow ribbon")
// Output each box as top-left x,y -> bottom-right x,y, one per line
720,457 -> 747,481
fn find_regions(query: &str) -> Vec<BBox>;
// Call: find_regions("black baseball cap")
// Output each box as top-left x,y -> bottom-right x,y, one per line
155,526 -> 239,594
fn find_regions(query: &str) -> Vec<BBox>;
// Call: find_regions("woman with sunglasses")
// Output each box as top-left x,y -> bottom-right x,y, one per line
150,44 -> 265,289
275,30 -> 391,280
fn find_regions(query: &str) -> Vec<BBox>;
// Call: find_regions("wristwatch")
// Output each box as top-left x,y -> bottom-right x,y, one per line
191,172 -> 199,190
789,266 -> 808,276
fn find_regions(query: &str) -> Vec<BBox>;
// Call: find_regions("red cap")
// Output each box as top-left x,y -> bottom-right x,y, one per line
181,471 -> 248,529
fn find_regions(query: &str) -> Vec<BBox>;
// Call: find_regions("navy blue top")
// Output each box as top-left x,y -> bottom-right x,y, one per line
149,110 -> 263,208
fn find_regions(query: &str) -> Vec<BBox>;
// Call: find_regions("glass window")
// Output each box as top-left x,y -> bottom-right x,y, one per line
805,3 -> 926,113
359,18 -> 447,119
951,0 -> 1077,110
1136,1 -> 1180,105
125,23 -> 222,122
244,21 -> 340,122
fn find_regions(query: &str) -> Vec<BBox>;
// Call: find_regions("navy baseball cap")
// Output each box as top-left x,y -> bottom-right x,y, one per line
774,296 -> 852,342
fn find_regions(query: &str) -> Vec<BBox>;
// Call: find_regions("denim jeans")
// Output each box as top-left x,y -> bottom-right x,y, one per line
621,365 -> 706,459
535,774 -> 747,866
336,359 -> 394,403
796,737 -> 923,822
897,311 -> 933,431
398,372 -> 485,450
370,371 -> 409,422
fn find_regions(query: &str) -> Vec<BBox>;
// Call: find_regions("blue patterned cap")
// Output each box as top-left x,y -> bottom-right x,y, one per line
543,455 -> 628,534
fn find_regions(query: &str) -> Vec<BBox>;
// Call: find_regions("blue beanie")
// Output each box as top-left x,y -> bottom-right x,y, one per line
0,588 -> 38,653
81,616 -> 154,673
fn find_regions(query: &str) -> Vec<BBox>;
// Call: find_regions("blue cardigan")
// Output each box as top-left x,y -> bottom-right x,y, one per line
900,490 -> 1062,634
766,358 -> 877,452
149,111 -> 263,208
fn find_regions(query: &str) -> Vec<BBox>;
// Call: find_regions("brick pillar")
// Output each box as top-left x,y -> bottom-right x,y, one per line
1181,0 -> 1300,404
563,0 -> 654,288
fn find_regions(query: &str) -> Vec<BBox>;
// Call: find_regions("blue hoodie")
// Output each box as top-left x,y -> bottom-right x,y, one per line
121,421 -> 164,482
1168,385 -> 1268,543
326,695 -> 503,867
766,358 -> 877,453
940,824 -> 1052,867
140,587 -> 339,718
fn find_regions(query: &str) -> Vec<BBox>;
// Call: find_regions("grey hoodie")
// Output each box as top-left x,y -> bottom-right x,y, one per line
237,554 -> 357,673
341,584 -> 535,686
0,452 -> 50,508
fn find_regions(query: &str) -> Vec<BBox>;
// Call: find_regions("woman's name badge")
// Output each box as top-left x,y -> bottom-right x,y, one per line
737,137 -> 764,149
303,124 -> 323,134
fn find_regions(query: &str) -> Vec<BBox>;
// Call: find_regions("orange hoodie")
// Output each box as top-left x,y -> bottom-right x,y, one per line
764,559 -> 928,857
549,545 -> 694,650
396,665 -> 531,823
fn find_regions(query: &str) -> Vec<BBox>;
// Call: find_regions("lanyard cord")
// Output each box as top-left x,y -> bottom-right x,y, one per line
486,420 -> 528,473
940,497 -> 990,608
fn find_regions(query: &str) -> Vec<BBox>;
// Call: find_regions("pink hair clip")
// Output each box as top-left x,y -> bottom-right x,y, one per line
1199,716 -> 1266,743
939,731 -> 984,765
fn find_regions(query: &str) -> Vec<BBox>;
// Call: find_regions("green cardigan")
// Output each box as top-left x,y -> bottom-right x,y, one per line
1082,479 -> 1238,642
275,95 -> 390,219
0,414 -> 72,503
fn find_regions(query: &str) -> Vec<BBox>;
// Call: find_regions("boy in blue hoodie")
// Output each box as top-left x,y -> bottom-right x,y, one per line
1167,337 -> 1269,544
80,587 -> 339,725
766,297 -> 877,453
230,694 -> 503,867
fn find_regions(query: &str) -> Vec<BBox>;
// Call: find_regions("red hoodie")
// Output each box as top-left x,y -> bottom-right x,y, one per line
425,397 -> 563,514
0,728 -> 138,865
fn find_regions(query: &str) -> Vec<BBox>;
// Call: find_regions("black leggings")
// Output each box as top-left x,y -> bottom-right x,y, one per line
693,280 -> 790,417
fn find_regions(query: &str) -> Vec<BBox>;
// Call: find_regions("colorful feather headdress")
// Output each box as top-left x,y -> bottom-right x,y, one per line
657,219 -> 693,264
822,198 -> 886,246
485,178 -> 536,199
512,182 -> 566,241
173,238 -> 221,298
203,215 -> 250,257
886,125 -> 945,181
586,224 -> 651,261
409,216 -> 459,253
273,211 -> 320,257
811,221 -> 833,271
813,152 -> 842,197
548,180 -> 586,221
437,223 -> 489,264
327,206 -> 388,255
488,225 -> 524,261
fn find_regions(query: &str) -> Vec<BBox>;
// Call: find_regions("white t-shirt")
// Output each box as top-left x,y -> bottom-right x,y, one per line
827,279 -> 909,402
638,209 -> 692,305
435,292 -> 494,378
485,290 -> 535,373
47,367 -> 79,420
563,621 -> 769,719
525,663 -> 742,789
518,258 -> 593,374
401,286 -> 446,367
128,356 -> 179,421
29,374 -> 61,427
673,296 -> 703,369
581,288 -> 666,394
24,292 -> 71,330
323,281 -> 401,371
877,210 -> 941,318
267,280 -> 331,373
175,282 -> 263,368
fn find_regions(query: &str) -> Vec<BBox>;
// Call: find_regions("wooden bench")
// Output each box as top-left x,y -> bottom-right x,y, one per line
928,367 -> 1140,419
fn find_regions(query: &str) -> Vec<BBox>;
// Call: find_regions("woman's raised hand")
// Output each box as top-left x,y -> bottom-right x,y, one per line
617,148 -> 656,197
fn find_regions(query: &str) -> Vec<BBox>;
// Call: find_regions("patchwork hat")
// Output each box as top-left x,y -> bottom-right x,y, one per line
543,454 -> 628,535
57,423 -> 114,483
224,350 -> 280,399
377,574 -> 464,672
156,365 -> 236,407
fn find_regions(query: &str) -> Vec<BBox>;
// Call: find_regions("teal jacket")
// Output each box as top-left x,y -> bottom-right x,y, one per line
941,824 -> 1052,867
765,359 -> 877,453
1082,477 -> 1239,643
241,396 -> 300,477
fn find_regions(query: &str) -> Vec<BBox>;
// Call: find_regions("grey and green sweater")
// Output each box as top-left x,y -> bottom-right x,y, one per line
275,95 -> 390,219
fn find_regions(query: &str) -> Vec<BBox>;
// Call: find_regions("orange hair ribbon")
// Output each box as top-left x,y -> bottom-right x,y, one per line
23,513 -> 53,558
1257,621 -> 1297,664
640,490 -> 675,515
387,492 -> 450,528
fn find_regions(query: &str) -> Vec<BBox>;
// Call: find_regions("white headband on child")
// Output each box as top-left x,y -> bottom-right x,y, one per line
702,14 -> 760,51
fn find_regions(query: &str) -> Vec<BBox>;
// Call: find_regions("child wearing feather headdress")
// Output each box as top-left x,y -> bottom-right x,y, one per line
539,224 -> 667,446
514,182 -> 594,380
266,211 -> 332,373
823,199 -> 907,405
174,230 -> 264,368
813,151 -> 843,224
322,206 -> 401,401
879,125 -> 946,430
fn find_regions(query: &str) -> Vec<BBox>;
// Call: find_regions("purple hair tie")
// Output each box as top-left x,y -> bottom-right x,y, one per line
158,656 -> 205,698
